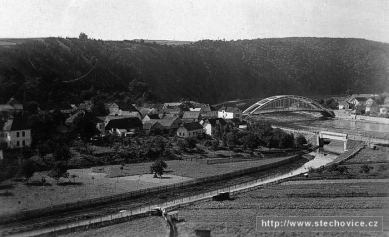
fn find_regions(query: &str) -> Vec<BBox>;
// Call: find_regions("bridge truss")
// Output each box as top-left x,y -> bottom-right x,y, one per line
243,95 -> 335,117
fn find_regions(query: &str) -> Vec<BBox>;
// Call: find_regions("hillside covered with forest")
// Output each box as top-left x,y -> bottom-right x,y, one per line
0,36 -> 388,105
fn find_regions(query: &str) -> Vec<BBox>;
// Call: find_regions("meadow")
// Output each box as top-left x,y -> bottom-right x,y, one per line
0,157 -> 292,215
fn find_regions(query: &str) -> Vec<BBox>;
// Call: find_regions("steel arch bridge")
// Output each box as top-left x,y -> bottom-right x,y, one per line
243,95 -> 335,117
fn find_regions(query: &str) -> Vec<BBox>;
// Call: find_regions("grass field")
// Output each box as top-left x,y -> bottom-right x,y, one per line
62,216 -> 169,237
98,157 -> 291,179
0,157 -> 292,215
176,182 -> 389,237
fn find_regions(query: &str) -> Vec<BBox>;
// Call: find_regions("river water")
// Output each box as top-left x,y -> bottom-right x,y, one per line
250,112 -> 389,139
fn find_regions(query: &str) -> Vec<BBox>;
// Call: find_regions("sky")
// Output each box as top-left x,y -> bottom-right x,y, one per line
1,0 -> 389,43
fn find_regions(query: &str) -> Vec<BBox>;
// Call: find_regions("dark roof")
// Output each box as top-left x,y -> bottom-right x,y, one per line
2,117 -> 30,131
65,111 -> 85,124
158,118 -> 180,127
7,98 -> 23,110
145,114 -> 160,119
105,117 -> 142,130
77,103 -> 92,110
143,103 -> 164,110
114,102 -> 139,112
143,121 -> 161,130
181,122 -> 203,131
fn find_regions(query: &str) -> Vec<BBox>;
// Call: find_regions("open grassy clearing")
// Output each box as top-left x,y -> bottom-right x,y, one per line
0,157 -> 292,215
62,216 -> 169,237
176,182 -> 389,237
0,168 -> 192,215
98,157 -> 292,179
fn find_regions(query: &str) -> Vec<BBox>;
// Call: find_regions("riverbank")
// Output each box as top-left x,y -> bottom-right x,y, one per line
334,110 -> 389,125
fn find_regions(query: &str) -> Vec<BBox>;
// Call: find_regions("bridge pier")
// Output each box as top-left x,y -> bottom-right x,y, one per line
317,131 -> 348,151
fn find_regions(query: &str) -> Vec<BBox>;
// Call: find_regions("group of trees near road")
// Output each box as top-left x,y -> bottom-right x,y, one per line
1,37 -> 388,105
204,122 -> 307,151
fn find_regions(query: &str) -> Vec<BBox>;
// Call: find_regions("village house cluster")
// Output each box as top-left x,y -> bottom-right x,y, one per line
337,94 -> 389,116
0,98 -> 244,150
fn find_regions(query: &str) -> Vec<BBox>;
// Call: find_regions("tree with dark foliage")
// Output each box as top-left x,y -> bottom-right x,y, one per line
150,159 -> 168,178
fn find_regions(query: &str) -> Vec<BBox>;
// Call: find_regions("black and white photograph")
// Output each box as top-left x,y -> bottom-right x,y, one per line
0,0 -> 388,236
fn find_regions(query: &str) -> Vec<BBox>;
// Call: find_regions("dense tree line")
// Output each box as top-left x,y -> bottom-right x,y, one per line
0,37 -> 388,105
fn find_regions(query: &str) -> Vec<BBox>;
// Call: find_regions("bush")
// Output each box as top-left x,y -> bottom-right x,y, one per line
233,148 -> 244,153
232,153 -> 244,158
203,140 -> 213,147
377,164 -> 388,172
360,164 -> 373,174
337,166 -> 349,174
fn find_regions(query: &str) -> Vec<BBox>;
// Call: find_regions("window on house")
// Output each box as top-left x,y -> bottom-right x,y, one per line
22,131 -> 25,137
17,141 -> 20,147
22,141 -> 25,147
16,132 -> 19,137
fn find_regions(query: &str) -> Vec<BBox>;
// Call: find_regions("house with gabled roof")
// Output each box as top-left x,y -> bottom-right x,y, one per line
0,116 -> 31,149
176,122 -> 203,138
139,108 -> 158,118
106,102 -> 140,115
338,100 -> 351,110
182,111 -> 202,123
142,114 -> 161,123
143,120 -> 164,132
157,117 -> 182,130
200,104 -> 218,119
218,106 -> 242,121
366,101 -> 380,114
103,117 -> 142,135
163,105 -> 187,118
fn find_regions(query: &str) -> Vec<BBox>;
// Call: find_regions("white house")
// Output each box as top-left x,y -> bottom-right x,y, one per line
218,106 -> 242,121
365,102 -> 380,114
202,118 -> 226,137
0,117 -> 32,149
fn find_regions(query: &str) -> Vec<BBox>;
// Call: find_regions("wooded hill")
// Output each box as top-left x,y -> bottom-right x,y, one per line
0,37 -> 388,105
